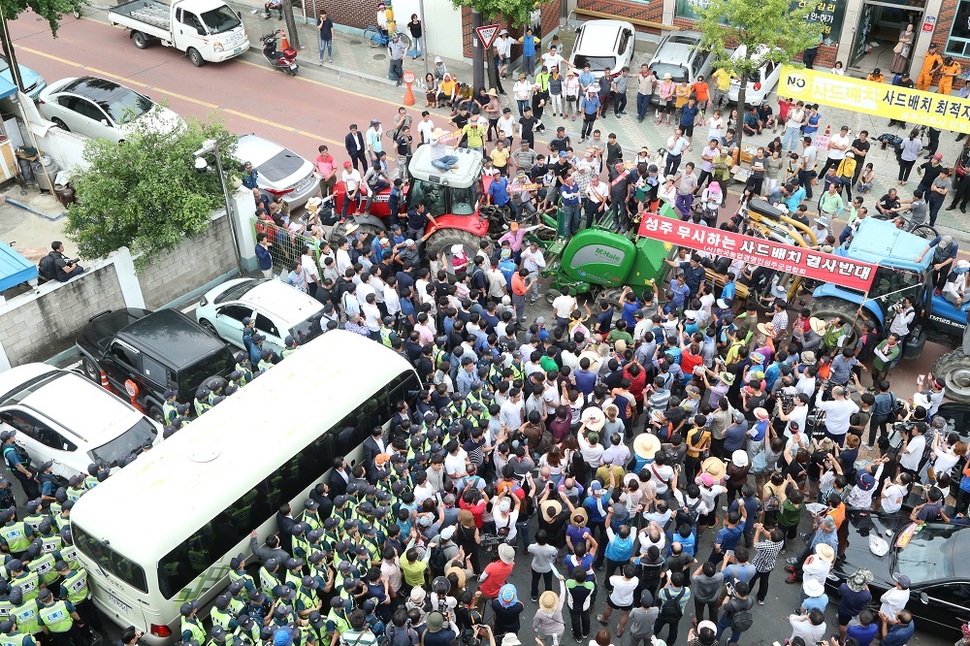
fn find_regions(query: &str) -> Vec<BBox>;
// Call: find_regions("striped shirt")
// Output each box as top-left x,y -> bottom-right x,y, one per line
752,538 -> 784,573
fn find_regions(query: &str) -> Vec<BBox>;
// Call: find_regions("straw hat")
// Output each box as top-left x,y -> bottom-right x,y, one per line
488,88 -> 498,97
809,317 -> 827,336
700,456 -> 726,481
539,591 -> 559,611
815,543 -> 835,563
445,565 -> 467,590
800,350 -> 817,366
719,372 -> 735,386
756,322 -> 776,337
430,127 -> 448,139
634,433 -> 661,459
663,73 -> 672,80
754,407 -> 770,421
540,499 -> 563,523
343,222 -> 360,235
410,587 -> 426,604
571,507 -> 588,526
581,406 -> 606,432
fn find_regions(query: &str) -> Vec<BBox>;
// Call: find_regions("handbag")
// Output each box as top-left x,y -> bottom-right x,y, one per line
893,42 -> 904,54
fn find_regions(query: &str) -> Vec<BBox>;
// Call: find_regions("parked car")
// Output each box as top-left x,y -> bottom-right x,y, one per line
568,20 -> 636,79
196,277 -> 325,355
236,133 -> 320,209
955,141 -> 970,179
0,54 -> 46,101
725,44 -> 782,106
38,76 -> 184,144
827,510 -> 970,635
76,308 -> 236,422
0,364 -> 161,478
648,31 -> 713,103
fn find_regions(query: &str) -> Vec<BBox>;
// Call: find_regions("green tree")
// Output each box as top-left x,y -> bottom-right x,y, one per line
450,0 -> 538,93
2,0 -> 83,36
695,0 -> 822,150
65,114 -> 237,268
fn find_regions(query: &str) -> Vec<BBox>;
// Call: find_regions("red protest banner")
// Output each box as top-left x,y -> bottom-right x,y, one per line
637,213 -> 878,292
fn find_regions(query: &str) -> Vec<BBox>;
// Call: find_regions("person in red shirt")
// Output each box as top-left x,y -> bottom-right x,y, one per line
459,489 -> 488,528
510,268 -> 534,322
315,145 -> 337,197
692,76 -> 710,116
622,361 -> 648,416
477,543 -> 516,600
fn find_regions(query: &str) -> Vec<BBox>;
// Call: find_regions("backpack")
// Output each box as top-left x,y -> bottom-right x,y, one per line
428,544 -> 448,577
659,588 -> 686,622
731,606 -> 754,632
38,253 -> 57,282
763,485 -> 781,512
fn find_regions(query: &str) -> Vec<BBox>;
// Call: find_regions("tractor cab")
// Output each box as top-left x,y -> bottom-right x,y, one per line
405,145 -> 483,220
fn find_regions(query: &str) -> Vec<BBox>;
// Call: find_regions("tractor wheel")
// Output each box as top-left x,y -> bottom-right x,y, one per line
600,286 -> 626,313
933,349 -> 970,404
425,229 -> 482,275
808,296 -> 878,347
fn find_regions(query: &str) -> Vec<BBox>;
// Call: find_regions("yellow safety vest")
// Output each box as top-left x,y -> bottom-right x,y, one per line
36,601 -> 72,634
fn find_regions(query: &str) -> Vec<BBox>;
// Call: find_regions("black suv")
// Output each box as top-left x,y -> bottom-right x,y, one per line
76,308 -> 235,422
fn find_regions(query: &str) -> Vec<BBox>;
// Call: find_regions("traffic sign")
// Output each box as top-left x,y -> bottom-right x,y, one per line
476,24 -> 501,50
402,71 -> 416,84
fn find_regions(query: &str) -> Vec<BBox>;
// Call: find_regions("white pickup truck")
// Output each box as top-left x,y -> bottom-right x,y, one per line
108,0 -> 250,66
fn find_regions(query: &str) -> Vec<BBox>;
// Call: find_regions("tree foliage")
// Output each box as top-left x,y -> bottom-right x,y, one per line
450,0 -> 535,27
695,0 -> 823,83
3,0 -> 83,36
65,114 -> 237,267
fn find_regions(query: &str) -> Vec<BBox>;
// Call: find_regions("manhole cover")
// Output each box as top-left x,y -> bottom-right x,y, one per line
350,39 -> 363,45
373,54 -> 386,60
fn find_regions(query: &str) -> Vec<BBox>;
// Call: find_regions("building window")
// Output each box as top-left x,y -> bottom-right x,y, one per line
946,0 -> 970,57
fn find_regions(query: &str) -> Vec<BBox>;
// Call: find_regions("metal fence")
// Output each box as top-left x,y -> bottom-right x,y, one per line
252,218 -> 323,277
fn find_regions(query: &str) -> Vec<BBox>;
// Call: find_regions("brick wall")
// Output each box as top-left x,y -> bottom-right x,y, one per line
926,0 -> 970,80
308,0 -> 371,30
0,263 -> 126,366
585,0 -> 665,34
138,214 -> 236,309
460,1 -> 562,59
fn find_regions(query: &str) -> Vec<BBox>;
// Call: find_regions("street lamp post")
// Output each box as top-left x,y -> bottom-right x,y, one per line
194,139 -> 243,272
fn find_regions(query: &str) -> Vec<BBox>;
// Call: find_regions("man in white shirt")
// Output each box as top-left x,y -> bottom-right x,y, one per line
540,46 -> 565,75
520,241 -> 546,303
340,163 -> 363,217
584,174 -> 609,231
499,387 -> 525,430
814,386 -> 858,446
820,125 -> 851,176
880,473 -> 911,513
898,424 -> 926,475
494,29 -> 513,77
878,574 -> 911,618
417,112 -> 435,145
551,288 -> 577,330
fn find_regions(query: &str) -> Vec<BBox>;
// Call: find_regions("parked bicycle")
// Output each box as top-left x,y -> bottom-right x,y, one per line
363,25 -> 412,51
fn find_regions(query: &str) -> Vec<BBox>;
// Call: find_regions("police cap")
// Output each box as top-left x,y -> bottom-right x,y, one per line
285,558 -> 301,570
179,600 -> 198,616
0,620 -> 14,633
214,594 -> 231,610
309,551 -> 325,564
304,499 -> 319,511
164,389 -> 177,399
301,576 -> 319,589
307,529 -> 323,543
54,561 -> 69,572
323,517 -> 339,530
264,558 -> 279,571
329,597 -> 345,609
228,580 -> 245,595
6,560 -> 23,572
195,386 -> 210,400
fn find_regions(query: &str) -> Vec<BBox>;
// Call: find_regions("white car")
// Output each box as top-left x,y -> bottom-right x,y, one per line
0,364 -> 162,479
38,76 -> 184,144
236,133 -> 320,209
648,31 -> 714,103
195,277 -> 326,355
568,20 -> 636,79
726,44 -> 783,106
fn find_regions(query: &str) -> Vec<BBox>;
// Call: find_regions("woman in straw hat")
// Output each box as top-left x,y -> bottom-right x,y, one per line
532,570 -> 567,645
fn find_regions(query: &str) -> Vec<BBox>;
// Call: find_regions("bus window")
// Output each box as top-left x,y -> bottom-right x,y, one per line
73,523 -> 148,593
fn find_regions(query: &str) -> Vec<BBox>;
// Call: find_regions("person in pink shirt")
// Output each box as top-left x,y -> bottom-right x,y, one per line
498,221 -> 526,262
315,145 -> 337,197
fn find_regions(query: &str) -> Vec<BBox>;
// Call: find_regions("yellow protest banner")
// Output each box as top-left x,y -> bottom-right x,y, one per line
779,65 -> 970,134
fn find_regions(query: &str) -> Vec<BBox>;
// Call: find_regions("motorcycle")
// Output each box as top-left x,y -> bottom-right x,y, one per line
260,30 -> 298,76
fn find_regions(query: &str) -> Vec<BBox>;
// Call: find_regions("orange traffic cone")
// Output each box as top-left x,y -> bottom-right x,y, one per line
99,370 -> 114,394
280,30 -> 290,51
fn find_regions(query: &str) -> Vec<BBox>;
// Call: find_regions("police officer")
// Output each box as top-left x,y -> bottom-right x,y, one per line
258,349 -> 276,373
210,595 -> 237,632
0,478 -> 14,515
282,336 -> 299,359
283,558 -> 303,590
82,465 -> 102,492
259,558 -> 281,593
1,432 -> 39,501
207,379 -> 226,405
8,588 -> 39,642
34,465 -> 58,511
194,387 -> 212,417
53,503 -> 73,533
55,561 -> 100,632
64,477 -> 85,504
228,554 -> 257,601
0,581 -> 11,622
162,389 -> 179,425
234,614 -> 260,646
225,580 -> 247,616
179,600 -> 205,643
234,353 -> 254,385
7,561 -> 37,605
23,542 -> 56,588
35,587 -> 84,646
21,502 -> 48,535
0,512 -> 32,561
0,618 -> 35,646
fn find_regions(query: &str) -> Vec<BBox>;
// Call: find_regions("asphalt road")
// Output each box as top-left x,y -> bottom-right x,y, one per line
7,14 -> 960,646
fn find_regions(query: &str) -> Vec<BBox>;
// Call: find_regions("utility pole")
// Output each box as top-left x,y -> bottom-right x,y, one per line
418,0 -> 429,79
471,9 -> 484,92
0,10 -> 24,92
282,0 -> 301,50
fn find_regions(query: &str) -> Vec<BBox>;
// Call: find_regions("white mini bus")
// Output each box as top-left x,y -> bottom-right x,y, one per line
70,330 -> 420,643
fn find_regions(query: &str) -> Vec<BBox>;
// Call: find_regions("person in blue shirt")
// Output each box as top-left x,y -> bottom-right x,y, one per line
519,27 -> 539,75
255,233 -> 273,279
880,610 -> 915,646
560,174 -> 581,235
579,89 -> 600,141
668,273 -> 691,312
708,502 -> 747,567
846,609 -> 879,646
722,273 -> 737,302
620,287 -> 640,329
722,545 -> 756,586
241,161 -> 259,189
488,174 -> 511,207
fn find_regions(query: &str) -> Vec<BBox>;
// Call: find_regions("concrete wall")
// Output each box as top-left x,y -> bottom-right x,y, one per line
138,212 -> 236,309
0,260 -> 127,366
0,212 -> 239,368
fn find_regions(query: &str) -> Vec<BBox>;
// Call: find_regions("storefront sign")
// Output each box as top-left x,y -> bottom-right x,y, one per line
675,0 -> 845,40
636,213 -> 877,291
780,65 -> 970,134
922,15 -> 936,31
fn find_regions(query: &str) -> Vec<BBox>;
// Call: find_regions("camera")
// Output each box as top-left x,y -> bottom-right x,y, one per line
67,257 -> 80,265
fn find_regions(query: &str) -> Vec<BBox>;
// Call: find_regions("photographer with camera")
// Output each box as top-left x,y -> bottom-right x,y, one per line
39,241 -> 84,284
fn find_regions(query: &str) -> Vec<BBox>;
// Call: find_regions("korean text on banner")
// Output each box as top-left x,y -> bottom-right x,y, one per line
636,213 -> 878,292
779,65 -> 970,135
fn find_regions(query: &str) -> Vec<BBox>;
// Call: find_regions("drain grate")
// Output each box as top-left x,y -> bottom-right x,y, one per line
350,39 -> 363,45
373,54 -> 386,60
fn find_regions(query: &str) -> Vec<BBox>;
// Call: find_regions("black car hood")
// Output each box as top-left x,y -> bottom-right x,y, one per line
831,510 -> 912,585
75,308 -> 152,356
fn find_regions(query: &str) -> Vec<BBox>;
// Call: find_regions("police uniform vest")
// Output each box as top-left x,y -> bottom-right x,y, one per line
0,596 -> 12,620
258,566 -> 278,592
58,544 -> 78,568
11,601 -> 40,636
54,514 -> 70,532
195,399 -> 212,417
303,513 -> 321,534
379,327 -> 394,348
0,523 -> 30,554
228,569 -> 255,601
204,637 -> 226,646
61,569 -> 89,606
228,596 -> 246,616
284,569 -> 301,590
210,607 -> 235,631
65,486 -> 85,503
235,364 -> 253,385
48,503 -> 61,519
162,401 -> 178,425
22,512 -> 47,534
291,533 -> 309,560
295,587 -> 315,614
83,475 -> 99,491
326,609 -> 349,635
27,552 -> 56,585
234,621 -> 260,646
181,617 -> 206,644
281,347 -> 297,359
37,601 -> 72,634
10,572 -> 38,602
38,535 -> 62,556
432,347 -> 447,369
0,629 -> 28,646
257,359 -> 273,372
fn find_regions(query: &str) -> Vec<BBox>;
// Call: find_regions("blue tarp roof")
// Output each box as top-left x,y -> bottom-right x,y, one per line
0,243 -> 37,291
0,76 -> 18,100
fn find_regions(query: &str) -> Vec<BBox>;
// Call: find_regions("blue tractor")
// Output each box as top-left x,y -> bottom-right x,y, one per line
808,218 -> 970,402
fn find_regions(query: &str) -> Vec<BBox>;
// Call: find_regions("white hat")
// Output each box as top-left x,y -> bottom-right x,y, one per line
450,244 -> 464,255
802,579 -> 825,597
434,56 -> 443,63
581,406 -> 606,432
732,450 -> 749,468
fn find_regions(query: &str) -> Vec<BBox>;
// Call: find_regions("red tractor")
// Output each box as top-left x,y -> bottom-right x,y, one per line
332,145 -> 490,268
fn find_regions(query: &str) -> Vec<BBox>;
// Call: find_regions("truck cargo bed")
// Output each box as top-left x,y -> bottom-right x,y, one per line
109,0 -> 171,32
